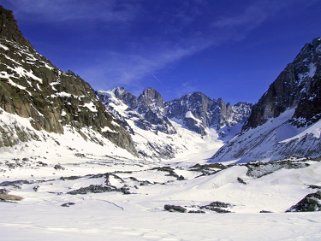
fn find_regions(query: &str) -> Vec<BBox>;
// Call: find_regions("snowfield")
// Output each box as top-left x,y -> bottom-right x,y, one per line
1,205 -> 320,241
0,147 -> 321,240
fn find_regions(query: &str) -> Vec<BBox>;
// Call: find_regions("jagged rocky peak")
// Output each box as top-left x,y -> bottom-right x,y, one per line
0,6 -> 137,155
137,87 -> 165,112
105,87 -> 138,109
166,92 -> 252,135
0,6 -> 32,49
98,87 -> 176,135
244,37 -> 321,130
292,37 -> 321,126
166,92 -> 217,135
136,87 -> 175,134
219,101 -> 252,128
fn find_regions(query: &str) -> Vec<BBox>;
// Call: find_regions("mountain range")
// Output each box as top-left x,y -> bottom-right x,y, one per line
0,5 -> 320,163
0,5 -> 321,239
97,88 -> 251,159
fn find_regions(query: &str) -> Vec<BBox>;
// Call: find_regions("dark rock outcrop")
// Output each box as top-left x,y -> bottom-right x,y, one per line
164,204 -> 187,213
286,191 -> 321,212
244,37 -> 321,129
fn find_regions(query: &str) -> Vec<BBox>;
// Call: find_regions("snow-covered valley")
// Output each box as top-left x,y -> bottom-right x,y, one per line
1,151 -> 321,241
0,4 -> 321,241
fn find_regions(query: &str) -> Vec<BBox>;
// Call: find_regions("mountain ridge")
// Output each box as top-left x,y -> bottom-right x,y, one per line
0,5 -> 137,156
212,37 -> 321,163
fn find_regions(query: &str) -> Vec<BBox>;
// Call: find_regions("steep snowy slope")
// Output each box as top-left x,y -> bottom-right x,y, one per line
0,6 -> 136,157
211,38 -> 321,163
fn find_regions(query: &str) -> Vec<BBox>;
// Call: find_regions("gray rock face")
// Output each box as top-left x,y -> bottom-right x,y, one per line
166,93 -> 252,135
0,6 -> 136,155
166,92 -> 217,135
138,88 -> 165,113
245,37 -> 321,130
111,87 -> 138,109
99,88 -> 251,137
136,88 -> 176,134
0,7 -> 32,49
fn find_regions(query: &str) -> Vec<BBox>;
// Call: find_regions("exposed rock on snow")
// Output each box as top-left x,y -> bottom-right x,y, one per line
287,191 -> 321,212
0,193 -> 23,201
164,204 -> 187,213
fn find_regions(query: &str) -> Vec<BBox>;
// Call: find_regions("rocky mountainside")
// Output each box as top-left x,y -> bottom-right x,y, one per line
98,87 -> 251,159
211,37 -> 321,163
0,6 -> 136,155
166,92 -> 251,136
245,38 -> 321,129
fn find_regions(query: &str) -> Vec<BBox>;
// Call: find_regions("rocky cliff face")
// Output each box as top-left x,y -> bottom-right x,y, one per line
166,93 -> 252,136
99,88 -> 251,137
245,37 -> 321,130
212,38 -> 321,163
0,6 -> 136,155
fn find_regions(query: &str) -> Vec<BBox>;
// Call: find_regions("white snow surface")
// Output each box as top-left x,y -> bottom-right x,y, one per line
0,43 -> 9,51
0,152 -> 320,240
82,101 -> 98,112
281,119 -> 321,142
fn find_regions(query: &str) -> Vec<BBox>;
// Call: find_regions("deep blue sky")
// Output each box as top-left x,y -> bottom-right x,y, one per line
2,0 -> 321,103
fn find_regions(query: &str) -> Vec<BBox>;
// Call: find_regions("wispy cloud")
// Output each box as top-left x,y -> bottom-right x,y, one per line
78,1 -> 290,90
78,38 -> 213,90
4,0 -> 317,93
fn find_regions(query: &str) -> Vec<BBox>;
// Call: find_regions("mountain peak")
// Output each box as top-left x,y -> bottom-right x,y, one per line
141,87 -> 162,99
244,37 -> 321,130
138,87 -> 164,109
0,6 -> 32,48
295,37 -> 321,61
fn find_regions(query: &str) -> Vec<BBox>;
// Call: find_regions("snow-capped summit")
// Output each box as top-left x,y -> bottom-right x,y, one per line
212,37 -> 321,163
